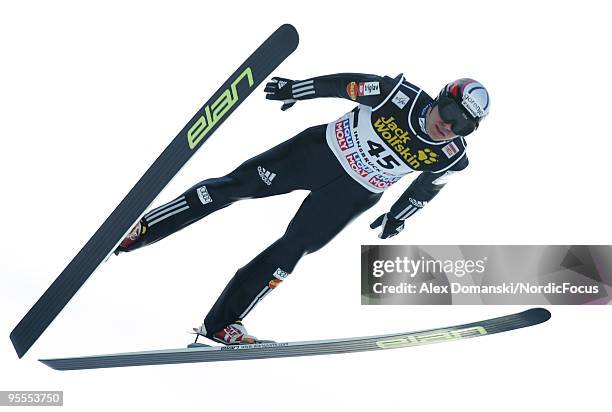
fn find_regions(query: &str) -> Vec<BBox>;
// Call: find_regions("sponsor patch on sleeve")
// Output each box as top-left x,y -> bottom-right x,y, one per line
441,141 -> 460,158
273,268 -> 290,280
268,279 -> 282,289
392,90 -> 410,109
358,81 -> 380,96
346,81 -> 358,101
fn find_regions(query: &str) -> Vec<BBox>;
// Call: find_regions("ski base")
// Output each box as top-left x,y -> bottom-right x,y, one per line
40,308 -> 550,371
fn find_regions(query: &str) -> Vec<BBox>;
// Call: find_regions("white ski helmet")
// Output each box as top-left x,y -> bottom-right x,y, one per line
435,78 -> 490,135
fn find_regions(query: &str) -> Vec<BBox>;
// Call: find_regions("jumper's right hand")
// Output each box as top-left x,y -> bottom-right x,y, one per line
265,77 -> 297,111
370,213 -> 405,239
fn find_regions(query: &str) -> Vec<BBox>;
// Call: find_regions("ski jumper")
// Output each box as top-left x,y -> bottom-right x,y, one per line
123,73 -> 469,336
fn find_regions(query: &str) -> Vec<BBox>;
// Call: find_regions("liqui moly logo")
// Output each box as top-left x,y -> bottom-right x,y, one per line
335,119 -> 354,151
346,153 -> 371,177
368,174 -> 400,190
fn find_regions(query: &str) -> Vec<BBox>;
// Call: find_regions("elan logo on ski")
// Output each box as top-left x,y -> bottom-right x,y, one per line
187,67 -> 255,150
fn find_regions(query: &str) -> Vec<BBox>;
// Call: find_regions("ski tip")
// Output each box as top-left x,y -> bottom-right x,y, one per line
38,359 -> 59,370
524,307 -> 552,324
276,24 -> 299,48
40,358 -> 75,372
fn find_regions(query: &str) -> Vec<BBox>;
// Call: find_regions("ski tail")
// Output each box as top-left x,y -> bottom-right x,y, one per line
40,308 -> 551,371
10,24 -> 299,359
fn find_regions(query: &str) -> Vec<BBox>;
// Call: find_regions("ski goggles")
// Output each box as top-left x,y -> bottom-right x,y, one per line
436,96 -> 478,136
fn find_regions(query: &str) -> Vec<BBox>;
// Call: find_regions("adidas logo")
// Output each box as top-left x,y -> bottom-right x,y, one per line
257,166 -> 276,185
277,80 -> 287,89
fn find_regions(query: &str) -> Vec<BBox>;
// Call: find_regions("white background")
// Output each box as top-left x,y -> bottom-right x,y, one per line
1,1 -> 611,410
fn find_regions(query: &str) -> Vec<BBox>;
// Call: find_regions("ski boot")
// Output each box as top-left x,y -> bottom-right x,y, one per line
211,322 -> 258,345
192,321 -> 274,346
114,219 -> 148,255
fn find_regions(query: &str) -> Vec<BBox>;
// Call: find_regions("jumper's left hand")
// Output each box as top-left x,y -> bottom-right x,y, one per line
264,77 -> 297,111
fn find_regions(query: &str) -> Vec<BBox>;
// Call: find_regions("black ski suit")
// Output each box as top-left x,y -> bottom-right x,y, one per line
124,73 -> 469,337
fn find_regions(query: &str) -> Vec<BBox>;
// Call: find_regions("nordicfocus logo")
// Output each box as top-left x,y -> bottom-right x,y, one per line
335,119 -> 354,151
462,94 -> 484,118
371,256 -> 488,278
258,166 -> 276,185
196,185 -> 213,205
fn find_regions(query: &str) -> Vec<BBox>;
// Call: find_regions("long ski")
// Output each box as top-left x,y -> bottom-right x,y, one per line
10,24 -> 300,358
40,308 -> 550,370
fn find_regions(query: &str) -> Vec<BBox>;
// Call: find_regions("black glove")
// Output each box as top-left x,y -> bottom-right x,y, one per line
370,213 -> 405,239
264,77 -> 297,111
